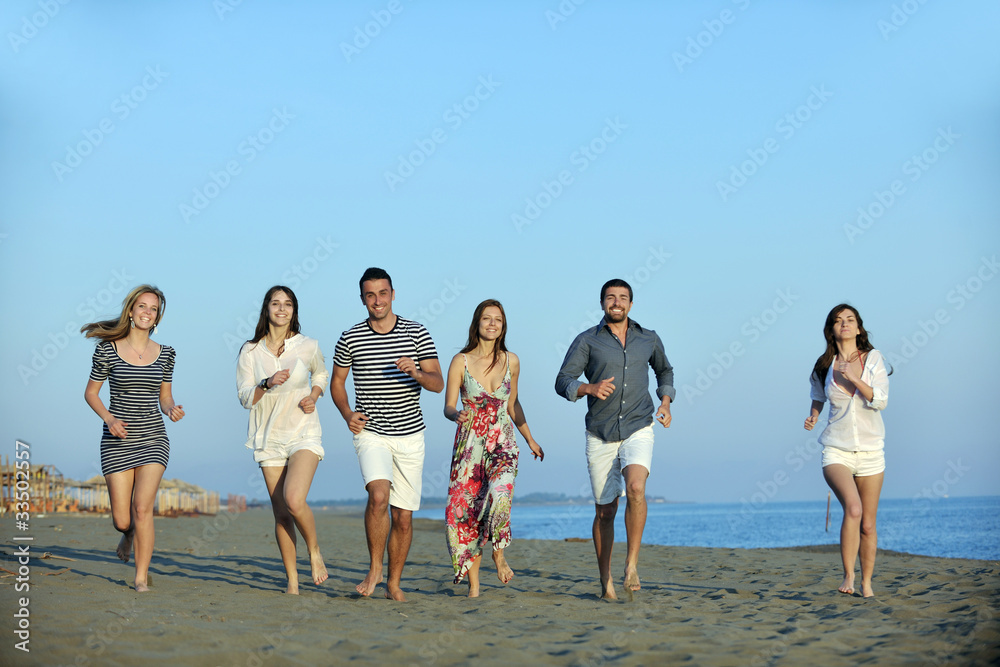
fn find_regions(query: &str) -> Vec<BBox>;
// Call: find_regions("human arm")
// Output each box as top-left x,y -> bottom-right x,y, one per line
508,354 -> 543,460
555,335 -> 600,401
299,341 -> 329,414
651,335 -> 675,427
330,364 -> 368,434
396,356 -> 444,393
237,342 -> 289,408
805,370 -> 826,430
159,382 -> 185,422
443,355 -> 471,423
845,350 -> 889,410
84,380 -> 128,438
804,400 -> 824,430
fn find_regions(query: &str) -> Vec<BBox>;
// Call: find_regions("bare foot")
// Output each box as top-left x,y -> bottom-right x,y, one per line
310,550 -> 328,586
623,565 -> 641,592
116,530 -> 134,564
356,567 -> 382,597
861,581 -> 874,598
385,583 -> 407,602
601,578 -> 618,600
134,580 -> 149,593
492,549 -> 514,584
468,582 -> 480,598
838,574 -> 855,595
285,578 -> 300,595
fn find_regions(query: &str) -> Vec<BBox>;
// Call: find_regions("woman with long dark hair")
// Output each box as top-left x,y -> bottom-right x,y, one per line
444,299 -> 544,597
237,286 -> 329,594
804,304 -> 891,598
82,284 -> 184,592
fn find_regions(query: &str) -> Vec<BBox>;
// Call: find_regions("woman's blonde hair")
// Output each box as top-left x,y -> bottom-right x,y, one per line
81,284 -> 166,343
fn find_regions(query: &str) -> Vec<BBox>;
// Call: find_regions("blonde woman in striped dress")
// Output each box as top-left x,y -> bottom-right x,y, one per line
83,284 -> 185,592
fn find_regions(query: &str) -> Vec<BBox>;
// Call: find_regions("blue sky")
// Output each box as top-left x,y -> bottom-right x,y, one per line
2,1 -> 998,506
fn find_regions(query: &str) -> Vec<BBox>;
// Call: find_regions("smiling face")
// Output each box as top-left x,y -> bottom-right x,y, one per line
477,306 -> 505,342
130,292 -> 160,331
267,290 -> 294,329
361,278 -> 395,322
602,286 -> 632,324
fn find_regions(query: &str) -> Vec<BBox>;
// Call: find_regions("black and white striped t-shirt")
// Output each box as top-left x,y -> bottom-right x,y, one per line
333,317 -> 438,436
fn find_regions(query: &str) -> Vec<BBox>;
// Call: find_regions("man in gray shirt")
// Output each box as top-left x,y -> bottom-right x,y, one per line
555,278 -> 675,599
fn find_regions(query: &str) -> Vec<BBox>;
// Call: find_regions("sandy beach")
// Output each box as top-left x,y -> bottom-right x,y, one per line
2,509 -> 997,666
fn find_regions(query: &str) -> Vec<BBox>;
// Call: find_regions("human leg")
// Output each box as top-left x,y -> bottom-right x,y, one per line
594,499 -> 619,599
261,465 -> 300,594
466,554 -> 482,597
130,464 -> 165,592
105,469 -> 136,563
487,448 -> 517,585
358,479 -> 391,597
823,463 -> 863,594
622,463 -> 649,592
282,450 -> 327,586
386,505 -> 412,601
855,472 -> 884,598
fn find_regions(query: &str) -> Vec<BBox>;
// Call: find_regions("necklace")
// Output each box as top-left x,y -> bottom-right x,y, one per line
266,336 -> 285,357
125,338 -> 151,360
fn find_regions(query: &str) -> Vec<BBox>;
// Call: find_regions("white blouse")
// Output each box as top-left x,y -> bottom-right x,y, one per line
237,334 -> 329,451
809,349 -> 889,452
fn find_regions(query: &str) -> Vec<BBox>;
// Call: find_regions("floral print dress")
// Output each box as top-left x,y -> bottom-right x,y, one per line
445,354 -> 519,583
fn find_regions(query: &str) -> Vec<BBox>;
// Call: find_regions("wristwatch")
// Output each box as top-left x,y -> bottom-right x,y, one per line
259,377 -> 270,391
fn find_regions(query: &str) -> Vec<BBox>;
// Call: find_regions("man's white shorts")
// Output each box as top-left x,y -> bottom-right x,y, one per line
353,430 -> 425,511
822,447 -> 885,477
256,438 -> 324,468
586,424 -> 654,505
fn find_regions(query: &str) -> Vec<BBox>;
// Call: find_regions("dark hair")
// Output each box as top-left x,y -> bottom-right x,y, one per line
811,303 -> 891,381
460,299 -> 508,374
81,284 -> 166,343
247,286 -> 300,346
359,267 -> 392,298
600,278 -> 633,302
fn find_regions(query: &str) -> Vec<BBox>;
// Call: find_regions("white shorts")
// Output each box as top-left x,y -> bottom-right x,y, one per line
353,430 -> 425,511
256,439 -> 324,467
586,424 -> 654,505
822,447 -> 885,477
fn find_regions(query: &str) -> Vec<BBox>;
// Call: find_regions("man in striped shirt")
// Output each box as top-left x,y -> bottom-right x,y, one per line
331,267 -> 444,601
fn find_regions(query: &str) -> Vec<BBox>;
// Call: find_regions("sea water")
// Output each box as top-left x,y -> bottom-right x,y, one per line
417,495 -> 1000,560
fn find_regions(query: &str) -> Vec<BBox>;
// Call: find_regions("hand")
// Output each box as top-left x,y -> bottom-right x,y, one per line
299,396 -> 316,414
528,440 -> 544,462
269,369 -> 291,387
396,357 -> 417,377
804,414 -> 818,431
655,404 -> 672,428
589,377 -> 616,400
347,411 -> 369,434
167,405 -> 185,422
454,409 -> 471,424
106,417 -> 129,438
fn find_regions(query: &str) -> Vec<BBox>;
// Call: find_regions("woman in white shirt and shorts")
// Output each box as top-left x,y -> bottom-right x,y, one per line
237,286 -> 330,594
804,304 -> 890,598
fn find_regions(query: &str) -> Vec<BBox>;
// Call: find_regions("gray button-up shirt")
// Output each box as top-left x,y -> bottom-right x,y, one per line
555,318 -> 675,442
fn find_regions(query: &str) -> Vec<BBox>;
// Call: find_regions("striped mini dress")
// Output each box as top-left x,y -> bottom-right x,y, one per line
90,341 -> 175,475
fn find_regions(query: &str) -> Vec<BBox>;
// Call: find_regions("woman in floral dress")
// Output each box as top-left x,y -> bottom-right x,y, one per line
444,299 -> 544,597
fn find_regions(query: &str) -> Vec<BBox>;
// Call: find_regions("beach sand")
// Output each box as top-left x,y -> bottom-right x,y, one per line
2,509 -> 997,666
